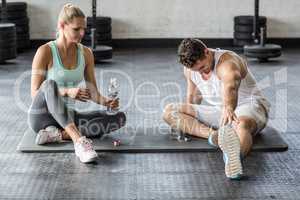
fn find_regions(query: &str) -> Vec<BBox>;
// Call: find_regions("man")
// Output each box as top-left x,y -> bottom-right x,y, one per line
163,38 -> 270,179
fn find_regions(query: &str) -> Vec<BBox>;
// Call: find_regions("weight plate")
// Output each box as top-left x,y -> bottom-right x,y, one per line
91,45 -> 113,61
6,17 -> 29,26
0,42 -> 16,49
234,24 -> 266,33
244,51 -> 281,59
244,44 -> 282,53
0,10 -> 27,19
16,40 -> 30,49
85,25 -> 111,34
0,31 -> 16,40
0,47 -> 17,61
83,33 -> 111,41
0,2 -> 27,11
82,40 -> 113,46
87,16 -> 111,25
234,15 -> 266,25
0,23 -> 15,31
234,32 -> 253,40
233,38 -> 254,47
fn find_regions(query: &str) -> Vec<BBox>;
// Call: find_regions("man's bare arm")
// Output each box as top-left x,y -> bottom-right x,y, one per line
184,68 -> 202,104
217,62 -> 241,125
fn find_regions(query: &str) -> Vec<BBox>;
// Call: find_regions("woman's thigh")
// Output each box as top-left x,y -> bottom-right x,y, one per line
27,86 -> 59,133
27,80 -> 71,133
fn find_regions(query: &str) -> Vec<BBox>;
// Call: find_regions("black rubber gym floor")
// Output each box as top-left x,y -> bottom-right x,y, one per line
0,47 -> 299,199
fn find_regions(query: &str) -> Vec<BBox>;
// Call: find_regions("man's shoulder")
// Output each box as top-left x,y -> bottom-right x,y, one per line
217,51 -> 245,70
219,50 -> 240,61
216,51 -> 247,80
183,67 -> 192,79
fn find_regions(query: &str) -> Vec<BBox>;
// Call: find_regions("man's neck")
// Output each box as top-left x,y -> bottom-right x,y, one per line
210,50 -> 215,71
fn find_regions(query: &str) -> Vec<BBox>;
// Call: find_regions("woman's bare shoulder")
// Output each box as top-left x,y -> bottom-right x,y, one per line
32,43 -> 52,68
35,43 -> 52,59
81,44 -> 93,56
81,44 -> 94,64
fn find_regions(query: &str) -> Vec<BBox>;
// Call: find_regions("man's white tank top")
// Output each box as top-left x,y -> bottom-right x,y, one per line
189,48 -> 270,112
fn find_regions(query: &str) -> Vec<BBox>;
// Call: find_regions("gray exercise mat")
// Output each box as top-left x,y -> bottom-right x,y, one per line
17,126 -> 288,153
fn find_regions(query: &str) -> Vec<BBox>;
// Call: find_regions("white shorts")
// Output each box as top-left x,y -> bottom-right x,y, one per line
192,102 -> 269,135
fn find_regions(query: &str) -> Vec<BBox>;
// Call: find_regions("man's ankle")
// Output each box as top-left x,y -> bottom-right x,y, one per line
208,128 -> 219,147
211,130 -> 218,146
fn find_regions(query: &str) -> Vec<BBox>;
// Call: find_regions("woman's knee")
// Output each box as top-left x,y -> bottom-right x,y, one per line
41,79 -> 57,88
41,79 -> 58,94
27,119 -> 39,133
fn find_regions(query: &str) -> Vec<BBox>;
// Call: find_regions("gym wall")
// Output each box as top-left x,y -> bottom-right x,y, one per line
16,0 -> 300,39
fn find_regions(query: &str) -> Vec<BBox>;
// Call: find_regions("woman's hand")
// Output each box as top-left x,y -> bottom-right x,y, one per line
104,98 -> 119,109
67,88 -> 91,102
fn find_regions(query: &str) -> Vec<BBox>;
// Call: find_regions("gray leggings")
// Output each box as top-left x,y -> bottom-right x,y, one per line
27,80 -> 126,138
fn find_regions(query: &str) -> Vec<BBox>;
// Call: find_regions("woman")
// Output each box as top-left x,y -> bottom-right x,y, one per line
27,4 -> 126,163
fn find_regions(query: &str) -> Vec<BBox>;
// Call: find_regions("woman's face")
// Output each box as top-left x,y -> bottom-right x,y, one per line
61,17 -> 86,43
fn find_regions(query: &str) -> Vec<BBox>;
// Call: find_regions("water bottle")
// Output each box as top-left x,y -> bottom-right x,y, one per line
169,104 -> 191,142
106,78 -> 119,115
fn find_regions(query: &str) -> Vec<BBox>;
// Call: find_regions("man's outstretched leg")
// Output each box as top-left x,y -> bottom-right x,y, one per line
218,115 -> 261,180
235,116 -> 257,157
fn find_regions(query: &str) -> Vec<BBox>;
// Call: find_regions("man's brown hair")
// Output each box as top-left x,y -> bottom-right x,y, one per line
177,38 -> 207,68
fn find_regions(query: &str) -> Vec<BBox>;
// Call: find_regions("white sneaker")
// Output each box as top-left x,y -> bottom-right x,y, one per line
35,126 -> 63,145
218,124 -> 243,180
74,136 -> 98,163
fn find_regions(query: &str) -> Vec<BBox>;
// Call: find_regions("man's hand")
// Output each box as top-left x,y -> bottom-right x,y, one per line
220,106 -> 239,126
67,88 -> 91,102
105,98 -> 119,109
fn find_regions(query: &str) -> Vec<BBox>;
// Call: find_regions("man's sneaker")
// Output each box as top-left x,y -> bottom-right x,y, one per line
208,129 -> 218,148
218,124 -> 243,180
74,136 -> 98,163
35,126 -> 63,145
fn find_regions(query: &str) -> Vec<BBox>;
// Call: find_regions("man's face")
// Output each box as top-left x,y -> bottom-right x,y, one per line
190,58 -> 212,75
189,49 -> 212,74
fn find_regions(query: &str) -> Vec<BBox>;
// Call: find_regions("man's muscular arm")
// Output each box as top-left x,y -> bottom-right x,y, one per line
217,62 -> 242,125
184,67 -> 202,104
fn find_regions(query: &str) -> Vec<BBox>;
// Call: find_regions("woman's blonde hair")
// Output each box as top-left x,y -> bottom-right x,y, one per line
58,3 -> 85,24
56,3 -> 85,38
